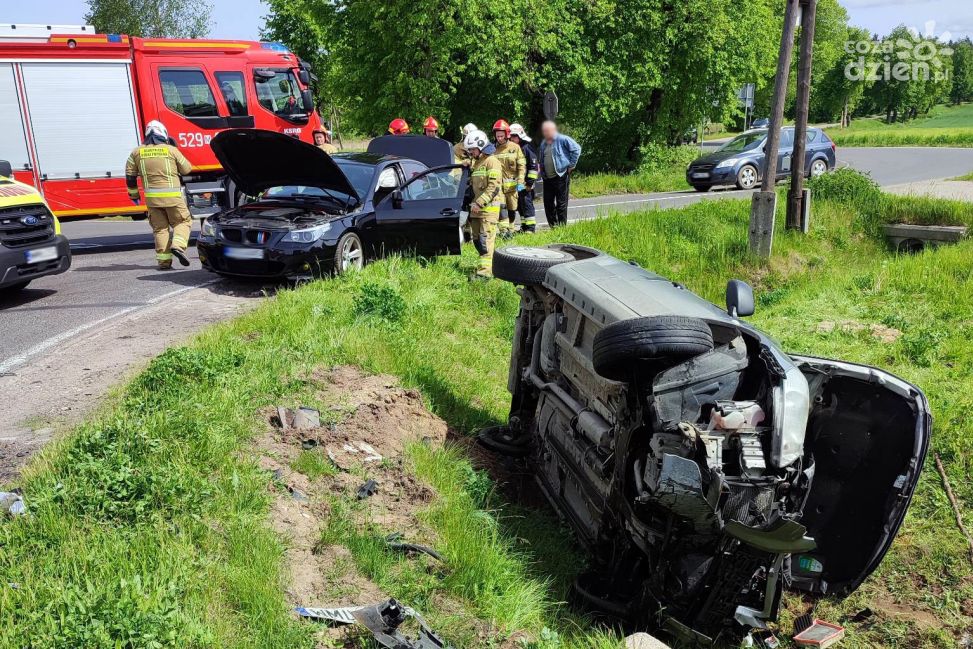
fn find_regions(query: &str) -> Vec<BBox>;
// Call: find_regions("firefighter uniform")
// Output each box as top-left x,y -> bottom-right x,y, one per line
493,140 -> 526,235
468,153 -> 503,276
317,142 -> 338,154
519,141 -> 539,232
125,143 -> 192,269
453,141 -> 470,165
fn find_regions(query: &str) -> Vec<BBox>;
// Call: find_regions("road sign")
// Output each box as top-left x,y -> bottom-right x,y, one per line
738,83 -> 755,109
543,91 -> 559,120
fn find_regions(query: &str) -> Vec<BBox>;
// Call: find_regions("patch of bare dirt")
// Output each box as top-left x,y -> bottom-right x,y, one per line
869,591 -> 945,632
816,319 -> 903,343
254,366 -> 449,619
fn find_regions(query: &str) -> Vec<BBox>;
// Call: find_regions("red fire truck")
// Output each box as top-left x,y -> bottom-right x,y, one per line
0,24 -> 324,220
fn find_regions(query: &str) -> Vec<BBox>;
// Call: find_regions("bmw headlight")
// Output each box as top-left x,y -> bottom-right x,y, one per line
201,218 -> 217,237
715,158 -> 739,169
282,223 -> 332,243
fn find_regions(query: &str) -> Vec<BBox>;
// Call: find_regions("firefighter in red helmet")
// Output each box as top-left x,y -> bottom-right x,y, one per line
423,116 -> 441,138
492,119 -> 526,238
388,118 -> 410,135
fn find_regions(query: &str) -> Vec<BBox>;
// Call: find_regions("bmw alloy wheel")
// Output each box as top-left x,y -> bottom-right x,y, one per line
340,235 -> 363,272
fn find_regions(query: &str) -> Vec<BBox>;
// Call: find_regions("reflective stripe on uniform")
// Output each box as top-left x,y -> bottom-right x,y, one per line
144,188 -> 183,198
156,252 -> 173,261
480,205 -> 500,215
522,217 -> 536,225
527,171 -> 539,180
172,236 -> 189,249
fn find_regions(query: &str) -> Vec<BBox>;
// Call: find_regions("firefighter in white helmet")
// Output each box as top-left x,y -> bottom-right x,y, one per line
454,123 -> 478,165
125,120 -> 193,269
464,129 -> 502,277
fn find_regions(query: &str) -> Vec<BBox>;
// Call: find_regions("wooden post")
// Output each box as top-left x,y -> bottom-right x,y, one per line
748,0 -> 800,256
787,0 -> 818,231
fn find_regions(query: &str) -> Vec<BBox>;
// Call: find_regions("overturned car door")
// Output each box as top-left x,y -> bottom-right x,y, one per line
374,165 -> 468,257
790,356 -> 931,596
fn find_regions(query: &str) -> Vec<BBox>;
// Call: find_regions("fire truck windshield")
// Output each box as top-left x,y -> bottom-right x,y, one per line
253,68 -> 308,122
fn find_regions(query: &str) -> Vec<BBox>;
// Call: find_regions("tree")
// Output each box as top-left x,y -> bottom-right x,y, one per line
84,0 -> 212,38
950,38 -> 973,104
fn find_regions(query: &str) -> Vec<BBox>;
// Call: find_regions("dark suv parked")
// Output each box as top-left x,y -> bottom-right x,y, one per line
480,244 -> 928,645
686,127 -> 836,192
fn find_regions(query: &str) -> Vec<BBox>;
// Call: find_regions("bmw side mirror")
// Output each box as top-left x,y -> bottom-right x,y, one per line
391,189 -> 404,209
0,160 -> 11,178
726,279 -> 755,318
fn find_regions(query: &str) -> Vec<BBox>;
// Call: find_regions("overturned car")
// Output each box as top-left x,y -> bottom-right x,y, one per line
480,245 -> 929,644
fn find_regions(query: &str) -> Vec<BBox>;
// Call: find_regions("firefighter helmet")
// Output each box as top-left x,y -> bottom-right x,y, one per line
463,129 -> 489,152
423,116 -> 440,132
144,120 -> 169,141
462,123 -> 478,136
492,119 -> 510,134
509,123 -> 531,142
388,118 -> 410,135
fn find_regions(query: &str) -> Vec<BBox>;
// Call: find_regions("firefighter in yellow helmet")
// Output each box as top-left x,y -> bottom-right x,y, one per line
464,129 -> 502,278
125,120 -> 193,269
313,127 -> 337,154
491,119 -> 526,238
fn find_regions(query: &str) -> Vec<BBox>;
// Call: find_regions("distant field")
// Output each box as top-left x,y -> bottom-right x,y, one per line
831,104 -> 973,147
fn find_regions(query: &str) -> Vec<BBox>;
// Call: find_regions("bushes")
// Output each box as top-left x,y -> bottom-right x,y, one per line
808,167 -> 881,205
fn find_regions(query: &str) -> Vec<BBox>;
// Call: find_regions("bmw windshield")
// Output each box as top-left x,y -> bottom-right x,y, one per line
262,161 -> 375,207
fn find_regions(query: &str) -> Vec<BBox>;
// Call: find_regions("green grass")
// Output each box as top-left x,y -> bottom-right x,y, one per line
830,103 -> 973,147
951,171 -> 973,181
2,181 -> 973,647
290,449 -> 337,480
571,144 -> 698,197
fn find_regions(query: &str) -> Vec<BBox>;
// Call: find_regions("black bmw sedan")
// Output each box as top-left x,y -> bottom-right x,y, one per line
197,130 -> 469,279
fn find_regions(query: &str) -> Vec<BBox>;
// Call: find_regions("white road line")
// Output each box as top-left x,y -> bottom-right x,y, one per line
0,281 -> 218,375
567,190 -> 749,211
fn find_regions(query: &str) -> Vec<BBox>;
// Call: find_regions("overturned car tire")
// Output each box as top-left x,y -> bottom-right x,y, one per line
493,244 -> 601,286
592,315 -> 714,382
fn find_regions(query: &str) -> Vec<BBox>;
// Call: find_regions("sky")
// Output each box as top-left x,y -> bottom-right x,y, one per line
3,0 -> 972,41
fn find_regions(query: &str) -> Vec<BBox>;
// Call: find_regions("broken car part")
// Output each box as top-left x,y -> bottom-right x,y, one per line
487,245 -> 930,643
385,533 -> 444,562
0,490 -> 26,517
296,598 -> 451,649
357,479 -> 379,500
793,619 -> 845,647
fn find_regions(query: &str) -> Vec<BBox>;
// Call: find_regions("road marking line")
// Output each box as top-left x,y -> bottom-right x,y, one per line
0,281 -> 218,375
567,190 -> 749,210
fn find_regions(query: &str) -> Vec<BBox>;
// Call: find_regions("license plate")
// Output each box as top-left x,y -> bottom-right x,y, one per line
25,246 -> 57,263
224,247 -> 265,260
692,172 -> 710,179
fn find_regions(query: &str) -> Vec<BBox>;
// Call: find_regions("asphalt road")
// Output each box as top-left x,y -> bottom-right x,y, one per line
2,145 -> 971,374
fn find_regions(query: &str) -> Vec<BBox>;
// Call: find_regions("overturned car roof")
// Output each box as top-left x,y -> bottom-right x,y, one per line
211,129 -> 360,201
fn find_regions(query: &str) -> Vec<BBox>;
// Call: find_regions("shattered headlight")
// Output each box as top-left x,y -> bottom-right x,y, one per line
282,223 -> 332,243
715,157 -> 739,169
201,218 -> 217,237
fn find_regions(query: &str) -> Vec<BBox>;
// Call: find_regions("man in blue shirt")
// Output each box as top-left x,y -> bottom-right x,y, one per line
538,120 -> 582,227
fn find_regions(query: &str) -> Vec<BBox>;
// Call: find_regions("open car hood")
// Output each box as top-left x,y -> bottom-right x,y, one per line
211,129 -> 359,203
367,135 -> 454,169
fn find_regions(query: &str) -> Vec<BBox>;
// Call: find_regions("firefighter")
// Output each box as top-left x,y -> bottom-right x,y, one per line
491,119 -> 526,238
125,120 -> 193,270
423,116 -> 441,138
509,123 -> 539,233
313,128 -> 337,153
388,118 -> 411,135
464,129 -> 502,278
454,123 -> 477,165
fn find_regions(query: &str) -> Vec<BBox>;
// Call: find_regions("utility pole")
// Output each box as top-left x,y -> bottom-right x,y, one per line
748,0 -> 800,257
786,0 -> 818,231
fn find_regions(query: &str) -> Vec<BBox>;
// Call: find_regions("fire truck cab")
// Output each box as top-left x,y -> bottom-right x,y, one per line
0,24 -> 323,220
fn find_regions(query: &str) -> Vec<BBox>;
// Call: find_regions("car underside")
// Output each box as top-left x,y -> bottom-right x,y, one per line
481,245 -> 930,645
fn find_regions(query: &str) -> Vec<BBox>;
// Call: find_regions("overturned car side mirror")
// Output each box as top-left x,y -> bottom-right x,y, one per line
726,279 -> 754,318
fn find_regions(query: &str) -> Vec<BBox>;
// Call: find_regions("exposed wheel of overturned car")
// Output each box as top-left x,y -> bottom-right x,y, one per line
592,315 -> 715,381
493,244 -> 602,285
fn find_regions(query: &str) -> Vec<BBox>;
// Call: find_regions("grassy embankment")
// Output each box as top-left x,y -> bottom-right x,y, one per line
830,103 -> 973,147
571,145 -> 698,197
2,170 -> 973,648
